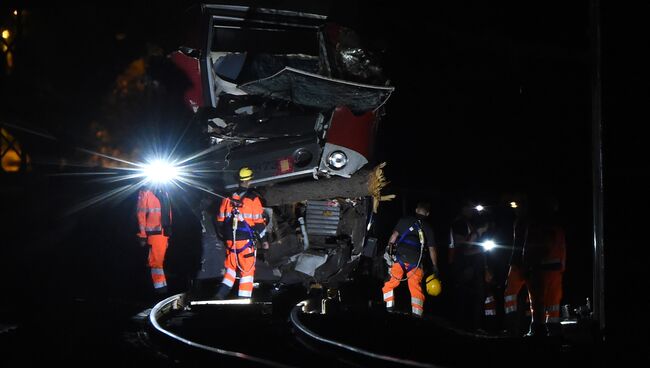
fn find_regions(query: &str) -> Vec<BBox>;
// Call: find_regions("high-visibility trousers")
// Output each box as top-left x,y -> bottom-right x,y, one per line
147,234 -> 169,290
504,265 -> 526,315
221,239 -> 256,298
485,293 -> 497,317
382,263 -> 425,316
528,270 -> 563,325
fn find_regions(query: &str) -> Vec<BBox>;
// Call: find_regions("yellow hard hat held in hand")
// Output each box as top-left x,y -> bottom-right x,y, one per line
426,274 -> 442,296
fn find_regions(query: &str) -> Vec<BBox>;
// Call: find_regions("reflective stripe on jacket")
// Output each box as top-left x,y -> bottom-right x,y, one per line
217,190 -> 266,240
137,189 -> 172,238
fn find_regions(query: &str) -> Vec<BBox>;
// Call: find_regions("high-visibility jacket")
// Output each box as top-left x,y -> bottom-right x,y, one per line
137,189 -> 172,238
217,189 -> 266,242
136,188 -> 172,291
523,223 -> 566,272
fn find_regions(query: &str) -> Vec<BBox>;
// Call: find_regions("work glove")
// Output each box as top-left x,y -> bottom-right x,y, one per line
138,237 -> 148,247
431,264 -> 439,278
383,249 -> 394,267
257,248 -> 267,263
387,242 -> 395,256
252,231 -> 264,245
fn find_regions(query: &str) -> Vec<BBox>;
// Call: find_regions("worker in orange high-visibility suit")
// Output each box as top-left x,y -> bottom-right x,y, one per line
136,186 -> 172,295
215,167 -> 268,299
382,202 -> 439,318
503,196 -> 530,336
523,195 -> 566,337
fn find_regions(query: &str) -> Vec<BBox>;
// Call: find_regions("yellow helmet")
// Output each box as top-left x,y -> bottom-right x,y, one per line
425,274 -> 442,296
239,167 -> 254,181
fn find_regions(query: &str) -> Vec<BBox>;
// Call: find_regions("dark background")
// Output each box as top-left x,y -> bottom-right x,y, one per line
0,0 -> 647,364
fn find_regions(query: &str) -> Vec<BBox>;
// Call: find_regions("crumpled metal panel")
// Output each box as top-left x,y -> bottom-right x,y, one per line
323,24 -> 388,86
222,135 -> 321,188
239,67 -> 393,114
294,252 -> 328,276
236,54 -> 320,83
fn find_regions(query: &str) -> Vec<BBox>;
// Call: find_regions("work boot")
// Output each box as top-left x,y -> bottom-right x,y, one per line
524,322 -> 545,337
546,323 -> 562,337
504,313 -> 520,337
271,283 -> 285,297
154,286 -> 168,296
186,279 -> 202,301
213,285 -> 230,300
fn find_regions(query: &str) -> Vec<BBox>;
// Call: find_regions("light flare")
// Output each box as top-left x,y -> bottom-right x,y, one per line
141,159 -> 180,184
5,121 -> 234,214
481,240 -> 496,251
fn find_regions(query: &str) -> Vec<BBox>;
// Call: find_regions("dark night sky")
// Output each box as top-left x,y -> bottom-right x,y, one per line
1,0 -> 648,357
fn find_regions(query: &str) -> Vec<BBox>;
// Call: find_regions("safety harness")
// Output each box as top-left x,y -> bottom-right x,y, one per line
228,197 -> 258,274
389,220 -> 425,281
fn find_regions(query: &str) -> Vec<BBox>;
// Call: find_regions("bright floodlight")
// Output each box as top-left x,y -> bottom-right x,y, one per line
482,240 -> 496,251
143,160 -> 179,184
474,204 -> 484,212
510,201 -> 518,209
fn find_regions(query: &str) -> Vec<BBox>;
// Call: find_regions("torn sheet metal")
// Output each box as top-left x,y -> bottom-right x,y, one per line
323,23 -> 388,86
239,67 -> 394,114
295,252 -> 329,277
168,50 -> 204,112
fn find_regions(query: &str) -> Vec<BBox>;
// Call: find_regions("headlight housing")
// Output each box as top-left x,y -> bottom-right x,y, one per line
326,150 -> 348,170
293,148 -> 313,167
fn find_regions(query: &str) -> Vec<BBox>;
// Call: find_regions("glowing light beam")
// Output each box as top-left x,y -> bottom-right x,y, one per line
141,159 -> 180,184
481,240 -> 497,251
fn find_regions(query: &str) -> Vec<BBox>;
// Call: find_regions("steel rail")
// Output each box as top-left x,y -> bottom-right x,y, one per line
289,304 -> 445,368
148,293 -> 297,368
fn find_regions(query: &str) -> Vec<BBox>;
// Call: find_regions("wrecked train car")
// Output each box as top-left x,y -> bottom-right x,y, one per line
171,3 -> 394,289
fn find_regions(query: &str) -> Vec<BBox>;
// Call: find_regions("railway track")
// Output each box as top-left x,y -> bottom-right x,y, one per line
144,291 -> 592,367
145,292 -> 447,367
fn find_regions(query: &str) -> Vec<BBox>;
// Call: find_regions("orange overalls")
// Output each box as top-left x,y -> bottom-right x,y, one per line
382,221 -> 426,317
136,189 -> 172,291
504,220 -> 528,319
524,223 -> 566,331
383,264 -> 425,316
217,190 -> 266,298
